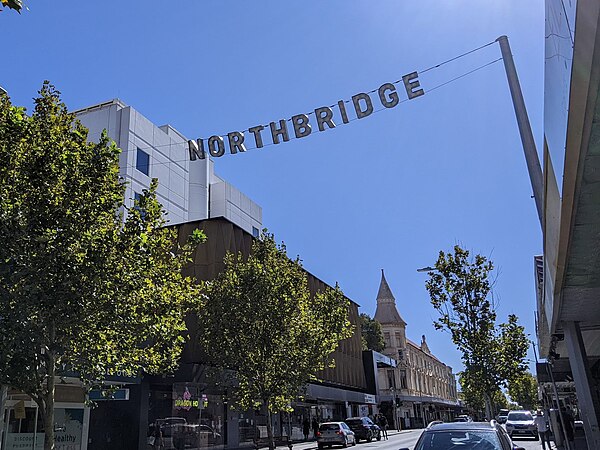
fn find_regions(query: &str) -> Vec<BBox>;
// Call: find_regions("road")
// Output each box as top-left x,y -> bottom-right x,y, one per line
294,428 -> 553,450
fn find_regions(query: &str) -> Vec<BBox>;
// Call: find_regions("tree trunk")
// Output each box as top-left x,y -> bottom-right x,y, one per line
41,325 -> 56,450
265,399 -> 275,450
43,368 -> 56,450
483,393 -> 493,422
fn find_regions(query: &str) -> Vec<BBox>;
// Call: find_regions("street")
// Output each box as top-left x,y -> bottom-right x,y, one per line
292,429 -> 555,450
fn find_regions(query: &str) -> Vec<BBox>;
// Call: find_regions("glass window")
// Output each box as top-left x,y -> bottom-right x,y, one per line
387,370 -> 396,389
252,227 -> 259,238
400,370 -> 408,389
136,147 -> 150,176
415,430 -> 501,450
507,412 -> 532,421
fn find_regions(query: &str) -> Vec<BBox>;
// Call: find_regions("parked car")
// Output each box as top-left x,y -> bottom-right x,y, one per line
317,422 -> 356,449
399,421 -> 527,450
170,423 -> 222,449
344,417 -> 381,442
496,409 -> 510,424
453,415 -> 473,422
505,410 -> 538,440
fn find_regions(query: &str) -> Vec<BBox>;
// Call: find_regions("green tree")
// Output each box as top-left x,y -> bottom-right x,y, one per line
198,232 -> 353,450
425,245 -> 529,420
359,313 -> 385,352
0,0 -> 23,13
0,84 -> 205,450
508,371 -> 539,410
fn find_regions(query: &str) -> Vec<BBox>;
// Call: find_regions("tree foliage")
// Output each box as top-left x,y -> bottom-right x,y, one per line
0,84 -> 205,450
198,231 -> 353,449
425,245 -> 529,418
359,313 -> 385,352
508,371 -> 539,410
0,0 -> 23,13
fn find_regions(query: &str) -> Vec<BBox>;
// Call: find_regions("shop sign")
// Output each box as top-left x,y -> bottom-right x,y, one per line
364,394 -> 377,405
14,400 -> 26,419
188,71 -> 424,160
88,388 -> 130,401
4,433 -> 44,449
174,386 -> 199,411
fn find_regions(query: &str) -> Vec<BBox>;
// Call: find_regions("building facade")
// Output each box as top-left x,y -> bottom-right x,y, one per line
74,99 -> 262,236
535,1 -> 600,449
0,101 -> 372,449
373,270 -> 459,429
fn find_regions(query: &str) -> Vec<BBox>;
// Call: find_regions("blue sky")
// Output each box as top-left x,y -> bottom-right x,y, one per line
3,1 -> 544,374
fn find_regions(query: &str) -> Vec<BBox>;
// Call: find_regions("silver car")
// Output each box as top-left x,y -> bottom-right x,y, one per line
317,422 -> 356,449
505,410 -> 538,440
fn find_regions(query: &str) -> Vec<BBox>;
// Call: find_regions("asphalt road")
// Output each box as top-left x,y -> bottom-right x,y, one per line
317,428 -> 553,450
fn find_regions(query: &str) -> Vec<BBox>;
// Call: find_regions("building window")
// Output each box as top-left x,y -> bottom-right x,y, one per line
398,349 -> 404,361
136,147 -> 150,176
384,332 -> 391,348
399,370 -> 408,389
395,332 -> 403,348
387,370 -> 396,389
252,226 -> 259,238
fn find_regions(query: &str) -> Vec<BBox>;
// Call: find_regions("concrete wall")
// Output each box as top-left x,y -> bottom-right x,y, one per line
75,100 -> 261,232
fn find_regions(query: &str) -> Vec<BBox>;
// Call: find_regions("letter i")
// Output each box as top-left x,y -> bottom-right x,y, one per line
338,100 -> 349,124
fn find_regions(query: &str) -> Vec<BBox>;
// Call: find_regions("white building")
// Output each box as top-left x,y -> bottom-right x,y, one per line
74,99 -> 262,235
374,270 -> 459,428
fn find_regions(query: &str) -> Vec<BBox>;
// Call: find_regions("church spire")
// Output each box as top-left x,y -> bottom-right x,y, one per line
374,269 -> 407,325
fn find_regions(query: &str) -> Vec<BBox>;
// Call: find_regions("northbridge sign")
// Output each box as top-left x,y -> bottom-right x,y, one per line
187,71 -> 424,160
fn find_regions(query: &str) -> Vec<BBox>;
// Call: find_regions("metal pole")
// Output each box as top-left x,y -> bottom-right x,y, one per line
548,362 -> 572,450
0,385 -> 6,450
496,35 -> 544,229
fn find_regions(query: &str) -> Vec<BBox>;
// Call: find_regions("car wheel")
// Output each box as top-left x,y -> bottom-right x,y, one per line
318,444 -> 324,450
366,432 -> 372,443
352,437 -> 356,446
342,437 -> 348,448
534,433 -> 539,441
376,431 -> 381,441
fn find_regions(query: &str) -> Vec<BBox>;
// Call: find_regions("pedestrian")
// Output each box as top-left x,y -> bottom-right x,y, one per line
312,417 -> 319,438
377,414 -> 388,440
561,406 -> 575,446
303,418 -> 310,441
148,421 -> 163,450
534,409 -> 551,450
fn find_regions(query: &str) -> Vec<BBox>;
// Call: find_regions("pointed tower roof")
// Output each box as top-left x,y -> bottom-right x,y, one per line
374,269 -> 407,325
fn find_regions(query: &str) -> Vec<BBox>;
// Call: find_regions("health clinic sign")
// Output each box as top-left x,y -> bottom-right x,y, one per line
188,71 -> 424,160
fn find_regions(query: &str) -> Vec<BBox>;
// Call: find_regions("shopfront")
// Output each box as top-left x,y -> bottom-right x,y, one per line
2,393 -> 89,450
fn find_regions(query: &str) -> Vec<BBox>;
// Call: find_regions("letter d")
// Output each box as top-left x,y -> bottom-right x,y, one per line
352,93 -> 373,119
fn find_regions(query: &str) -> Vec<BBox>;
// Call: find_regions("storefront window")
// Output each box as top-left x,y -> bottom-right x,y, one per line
3,406 -> 84,450
148,383 -> 225,449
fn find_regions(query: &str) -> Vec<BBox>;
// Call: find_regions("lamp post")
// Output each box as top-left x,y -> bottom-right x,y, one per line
389,386 -> 400,431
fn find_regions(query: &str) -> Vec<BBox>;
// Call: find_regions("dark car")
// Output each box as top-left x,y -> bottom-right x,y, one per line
344,417 -> 381,443
399,421 -> 527,450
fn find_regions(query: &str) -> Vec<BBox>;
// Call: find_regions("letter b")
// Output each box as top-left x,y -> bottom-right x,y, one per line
291,114 -> 312,139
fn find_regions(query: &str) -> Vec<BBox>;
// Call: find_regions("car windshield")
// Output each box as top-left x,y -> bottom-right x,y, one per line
415,430 -> 501,450
319,424 -> 340,431
508,413 -> 532,421
345,419 -> 362,426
